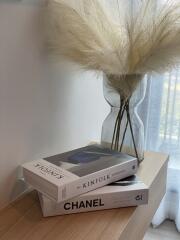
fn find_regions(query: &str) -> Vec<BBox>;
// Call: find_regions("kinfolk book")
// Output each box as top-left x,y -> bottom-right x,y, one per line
38,175 -> 148,217
23,144 -> 138,202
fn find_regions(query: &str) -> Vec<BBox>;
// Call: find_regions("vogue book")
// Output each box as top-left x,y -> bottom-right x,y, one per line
23,144 -> 138,202
38,175 -> 148,217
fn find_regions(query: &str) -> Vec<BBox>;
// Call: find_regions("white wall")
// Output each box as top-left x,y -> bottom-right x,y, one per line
0,3 -> 108,209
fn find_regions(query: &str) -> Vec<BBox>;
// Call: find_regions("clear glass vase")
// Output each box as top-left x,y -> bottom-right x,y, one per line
101,74 -> 147,163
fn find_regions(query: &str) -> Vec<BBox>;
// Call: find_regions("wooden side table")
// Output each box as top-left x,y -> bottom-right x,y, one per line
0,151 -> 168,240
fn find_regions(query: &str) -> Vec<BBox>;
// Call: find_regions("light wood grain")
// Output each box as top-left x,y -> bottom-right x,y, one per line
0,152 -> 168,240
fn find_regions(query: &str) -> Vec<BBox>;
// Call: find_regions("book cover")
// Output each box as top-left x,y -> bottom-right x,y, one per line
23,144 -> 138,202
39,175 -> 148,217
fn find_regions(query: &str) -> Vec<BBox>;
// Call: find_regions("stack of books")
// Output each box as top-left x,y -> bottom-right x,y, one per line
22,144 -> 148,217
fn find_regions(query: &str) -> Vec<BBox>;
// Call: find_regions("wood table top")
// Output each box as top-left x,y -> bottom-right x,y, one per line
0,151 -> 169,240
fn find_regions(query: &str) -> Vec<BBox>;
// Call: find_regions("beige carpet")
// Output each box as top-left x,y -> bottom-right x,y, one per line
144,220 -> 180,240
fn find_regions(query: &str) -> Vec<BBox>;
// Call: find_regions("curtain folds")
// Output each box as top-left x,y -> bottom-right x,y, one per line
142,71 -> 180,231
144,71 -> 180,168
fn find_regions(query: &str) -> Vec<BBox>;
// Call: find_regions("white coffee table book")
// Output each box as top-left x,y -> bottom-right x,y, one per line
22,144 -> 138,202
38,175 -> 148,217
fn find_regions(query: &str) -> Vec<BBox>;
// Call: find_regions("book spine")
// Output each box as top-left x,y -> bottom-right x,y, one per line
58,159 -> 137,202
40,188 -> 148,217
23,169 -> 58,201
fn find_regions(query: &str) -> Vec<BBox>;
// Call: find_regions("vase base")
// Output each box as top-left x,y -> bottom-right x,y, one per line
101,141 -> 144,164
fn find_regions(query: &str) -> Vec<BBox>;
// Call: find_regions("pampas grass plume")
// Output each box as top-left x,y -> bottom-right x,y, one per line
46,0 -> 180,98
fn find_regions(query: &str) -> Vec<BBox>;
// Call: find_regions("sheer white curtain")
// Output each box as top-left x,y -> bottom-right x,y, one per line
143,72 -> 180,169
141,71 -> 180,231
135,0 -> 180,231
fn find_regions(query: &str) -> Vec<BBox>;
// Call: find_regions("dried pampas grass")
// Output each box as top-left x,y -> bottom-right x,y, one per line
45,0 -> 180,160
46,0 -> 123,75
46,0 -> 180,98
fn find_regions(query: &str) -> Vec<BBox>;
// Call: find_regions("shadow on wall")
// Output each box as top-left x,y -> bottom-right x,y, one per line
0,2 -> 108,209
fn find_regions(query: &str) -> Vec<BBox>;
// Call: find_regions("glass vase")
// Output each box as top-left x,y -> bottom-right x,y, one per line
101,74 -> 147,163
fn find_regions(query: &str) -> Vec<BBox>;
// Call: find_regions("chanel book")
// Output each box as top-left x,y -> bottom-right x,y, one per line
23,144 -> 138,202
38,175 -> 148,217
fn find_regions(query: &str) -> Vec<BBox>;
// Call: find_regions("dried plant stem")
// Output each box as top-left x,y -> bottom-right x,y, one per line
111,99 -> 123,150
119,117 -> 128,152
111,98 -> 140,164
115,101 -> 127,150
126,102 -> 139,164
115,101 -> 127,149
